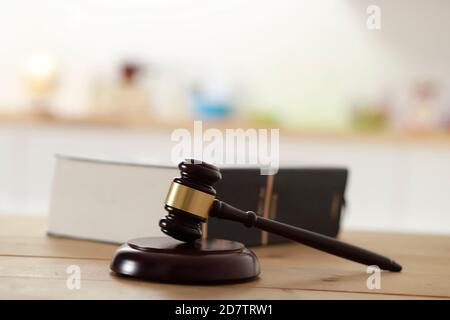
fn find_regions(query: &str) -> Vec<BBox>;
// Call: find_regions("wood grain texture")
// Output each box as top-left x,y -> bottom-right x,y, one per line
0,215 -> 449,299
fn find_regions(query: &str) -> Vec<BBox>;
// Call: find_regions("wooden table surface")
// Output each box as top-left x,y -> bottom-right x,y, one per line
1,215 -> 449,300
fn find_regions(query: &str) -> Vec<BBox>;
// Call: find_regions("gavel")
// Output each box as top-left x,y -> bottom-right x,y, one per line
159,159 -> 402,272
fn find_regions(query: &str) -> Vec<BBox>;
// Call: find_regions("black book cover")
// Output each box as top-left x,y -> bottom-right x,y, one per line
206,168 -> 348,246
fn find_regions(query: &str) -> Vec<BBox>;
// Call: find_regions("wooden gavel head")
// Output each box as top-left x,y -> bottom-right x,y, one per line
159,159 -> 221,242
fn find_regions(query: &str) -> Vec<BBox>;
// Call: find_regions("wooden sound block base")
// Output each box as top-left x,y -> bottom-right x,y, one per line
110,237 -> 260,284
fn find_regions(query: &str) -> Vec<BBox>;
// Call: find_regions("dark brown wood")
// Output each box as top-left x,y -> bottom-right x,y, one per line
110,237 -> 260,283
211,200 -> 402,272
157,159 -> 402,272
159,160 -> 221,242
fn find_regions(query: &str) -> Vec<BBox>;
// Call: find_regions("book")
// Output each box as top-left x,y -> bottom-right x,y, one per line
48,155 -> 348,246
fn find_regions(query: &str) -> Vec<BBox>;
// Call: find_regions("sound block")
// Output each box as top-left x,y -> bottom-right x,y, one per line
110,237 -> 260,283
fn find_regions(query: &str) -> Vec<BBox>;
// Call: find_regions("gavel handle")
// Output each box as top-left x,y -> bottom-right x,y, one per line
210,200 -> 402,272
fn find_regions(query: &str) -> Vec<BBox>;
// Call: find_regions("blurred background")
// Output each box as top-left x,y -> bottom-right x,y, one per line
1,0 -> 449,234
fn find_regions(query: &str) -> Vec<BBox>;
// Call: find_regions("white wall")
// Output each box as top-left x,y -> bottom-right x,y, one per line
1,1 -> 449,234
1,0 -> 450,127
1,124 -> 450,235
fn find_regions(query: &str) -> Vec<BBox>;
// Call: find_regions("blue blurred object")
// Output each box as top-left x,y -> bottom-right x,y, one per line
191,84 -> 233,119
